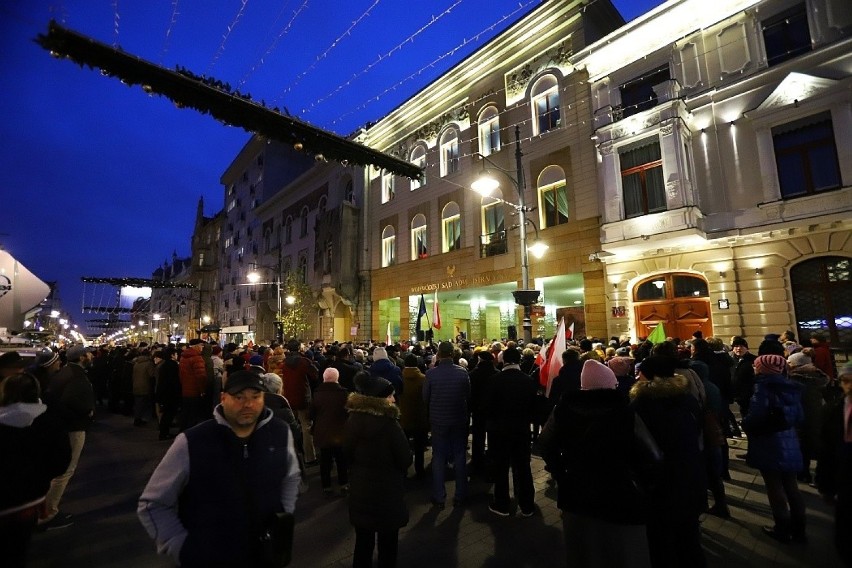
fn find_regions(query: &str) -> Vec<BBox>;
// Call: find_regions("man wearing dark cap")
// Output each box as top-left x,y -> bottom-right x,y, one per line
731,336 -> 757,420
423,341 -> 470,508
138,370 -> 301,567
0,351 -> 26,383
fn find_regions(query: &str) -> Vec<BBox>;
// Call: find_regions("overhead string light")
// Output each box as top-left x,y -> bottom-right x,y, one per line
237,0 -> 311,90
160,0 -> 181,63
276,0 -> 472,111
111,0 -> 120,48
319,0 -> 542,126
276,0 -> 384,99
207,0 -> 249,74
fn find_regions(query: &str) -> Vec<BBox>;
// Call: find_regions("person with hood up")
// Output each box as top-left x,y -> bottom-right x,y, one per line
742,354 -> 807,544
629,355 -> 706,568
400,353 -> 429,477
369,347 -> 403,397
344,372 -> 412,567
0,373 -> 71,567
539,360 -> 661,567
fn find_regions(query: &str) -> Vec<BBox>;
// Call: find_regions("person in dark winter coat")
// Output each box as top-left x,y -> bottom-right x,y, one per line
369,347 -> 404,396
548,349 -> 582,404
731,336 -> 757,420
539,360 -> 660,567
281,340 -> 319,463
787,352 -> 829,482
344,373 -> 412,568
0,373 -> 71,568
468,350 -> 498,474
742,354 -> 807,543
399,354 -> 429,477
486,346 -> 537,517
606,356 -> 636,395
630,355 -> 706,568
310,367 -> 350,495
153,349 -> 182,441
132,348 -> 156,427
815,361 -> 852,565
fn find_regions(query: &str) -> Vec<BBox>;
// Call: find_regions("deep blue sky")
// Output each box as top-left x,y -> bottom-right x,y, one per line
0,0 -> 664,335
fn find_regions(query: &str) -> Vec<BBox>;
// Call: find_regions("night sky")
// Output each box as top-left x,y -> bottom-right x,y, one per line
0,0 -> 664,335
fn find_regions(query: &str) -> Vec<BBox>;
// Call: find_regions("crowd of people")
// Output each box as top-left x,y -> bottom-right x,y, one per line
0,328 -> 850,567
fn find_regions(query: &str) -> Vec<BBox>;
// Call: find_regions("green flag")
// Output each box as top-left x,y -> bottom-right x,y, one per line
647,322 -> 667,344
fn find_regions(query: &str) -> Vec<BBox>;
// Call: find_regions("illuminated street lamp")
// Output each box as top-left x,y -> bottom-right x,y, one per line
471,125 -> 547,344
247,264 -> 283,343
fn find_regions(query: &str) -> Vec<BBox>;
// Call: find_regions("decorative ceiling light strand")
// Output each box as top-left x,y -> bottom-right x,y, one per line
207,0 -> 249,74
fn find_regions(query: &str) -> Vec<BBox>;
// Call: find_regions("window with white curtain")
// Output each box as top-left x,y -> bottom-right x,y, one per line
410,145 -> 427,190
478,106 -> 500,156
442,202 -> 461,253
440,129 -> 459,176
620,139 -> 665,218
381,226 -> 396,267
411,214 -> 428,260
381,170 -> 395,203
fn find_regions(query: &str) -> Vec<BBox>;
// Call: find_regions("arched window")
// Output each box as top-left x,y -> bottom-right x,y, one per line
284,216 -> 293,244
410,144 -> 427,190
318,195 -> 327,218
439,128 -> 459,177
791,256 -> 852,349
442,202 -> 461,253
531,74 -> 560,135
411,214 -> 428,260
480,192 -> 507,258
300,207 -> 309,237
537,165 -> 569,228
381,226 -> 396,267
478,106 -> 501,156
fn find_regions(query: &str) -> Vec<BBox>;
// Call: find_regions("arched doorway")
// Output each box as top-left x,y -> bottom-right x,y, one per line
790,256 -> 851,349
633,273 -> 712,340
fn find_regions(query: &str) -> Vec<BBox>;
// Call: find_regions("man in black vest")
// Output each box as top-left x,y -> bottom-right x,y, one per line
138,371 -> 301,567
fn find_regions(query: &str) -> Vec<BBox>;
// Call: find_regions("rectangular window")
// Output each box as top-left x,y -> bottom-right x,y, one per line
198,252 -> 205,267
773,112 -> 840,198
479,119 -> 501,156
410,155 -> 426,190
412,226 -> 428,260
762,3 -> 811,67
441,139 -> 459,176
619,65 -> 670,119
382,236 -> 396,267
480,203 -> 507,257
620,140 -> 666,218
540,184 -> 569,228
443,216 -> 461,252
535,92 -> 560,133
382,171 -> 395,203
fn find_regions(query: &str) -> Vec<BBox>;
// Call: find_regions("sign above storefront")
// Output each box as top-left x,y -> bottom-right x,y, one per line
409,268 -> 516,296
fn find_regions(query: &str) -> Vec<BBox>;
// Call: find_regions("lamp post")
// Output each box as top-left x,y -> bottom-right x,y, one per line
247,263 -> 283,343
471,125 -> 547,344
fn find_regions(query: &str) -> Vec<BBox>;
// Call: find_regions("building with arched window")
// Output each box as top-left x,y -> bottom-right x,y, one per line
580,0 -> 852,348
359,0 -> 626,344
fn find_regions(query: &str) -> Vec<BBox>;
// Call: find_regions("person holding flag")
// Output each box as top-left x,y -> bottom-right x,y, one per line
415,295 -> 428,342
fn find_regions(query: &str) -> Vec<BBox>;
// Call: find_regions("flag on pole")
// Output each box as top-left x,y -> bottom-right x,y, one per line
432,289 -> 442,330
386,321 -> 392,346
647,322 -> 667,344
566,322 -> 574,340
543,318 -> 567,396
416,294 -> 427,332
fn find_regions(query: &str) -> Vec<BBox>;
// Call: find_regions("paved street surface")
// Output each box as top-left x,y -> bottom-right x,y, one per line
28,409 -> 844,568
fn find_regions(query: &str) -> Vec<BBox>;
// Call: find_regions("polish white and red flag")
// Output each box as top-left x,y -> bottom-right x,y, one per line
432,289 -> 442,330
386,321 -> 392,346
538,319 -> 573,396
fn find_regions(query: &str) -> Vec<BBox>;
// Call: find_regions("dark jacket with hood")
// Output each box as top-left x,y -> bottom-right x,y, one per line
344,393 -> 412,531
0,402 -> 71,513
788,363 -> 829,458
369,358 -> 404,396
630,373 -> 705,521
743,372 -> 804,472
45,362 -> 95,432
539,388 -> 659,524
